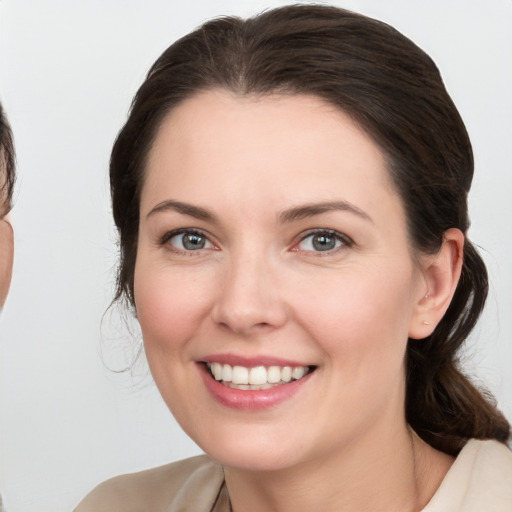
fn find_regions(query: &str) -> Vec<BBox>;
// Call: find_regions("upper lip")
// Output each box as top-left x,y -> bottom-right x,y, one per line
201,353 -> 314,368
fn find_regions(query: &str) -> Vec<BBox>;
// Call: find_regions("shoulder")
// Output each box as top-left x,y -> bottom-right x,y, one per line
423,439 -> 512,512
74,455 -> 224,512
458,438 -> 512,489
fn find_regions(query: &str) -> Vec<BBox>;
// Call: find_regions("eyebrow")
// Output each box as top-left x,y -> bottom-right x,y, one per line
278,201 -> 372,223
146,199 -> 371,224
146,200 -> 217,222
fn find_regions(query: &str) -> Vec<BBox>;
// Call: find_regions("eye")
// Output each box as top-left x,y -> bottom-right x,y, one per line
296,230 -> 350,252
164,230 -> 213,251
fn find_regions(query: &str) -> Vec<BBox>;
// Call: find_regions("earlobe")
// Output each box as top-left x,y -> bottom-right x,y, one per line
0,218 -> 14,307
409,228 -> 464,340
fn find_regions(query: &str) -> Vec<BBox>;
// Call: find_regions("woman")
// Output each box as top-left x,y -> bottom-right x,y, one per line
1,102 -> 16,512
76,5 -> 512,511
0,103 -> 15,312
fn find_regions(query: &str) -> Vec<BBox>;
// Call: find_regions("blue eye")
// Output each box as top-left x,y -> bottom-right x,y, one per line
167,230 -> 213,251
298,231 -> 346,252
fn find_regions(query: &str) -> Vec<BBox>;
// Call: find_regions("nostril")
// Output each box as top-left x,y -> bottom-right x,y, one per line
254,321 -> 272,329
212,306 -> 286,335
210,272 -> 288,334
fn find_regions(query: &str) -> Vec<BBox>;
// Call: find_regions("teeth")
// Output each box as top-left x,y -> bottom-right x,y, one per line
249,366 -> 267,385
222,364 -> 232,382
212,363 -> 223,381
232,366 -> 249,385
292,366 -> 306,380
267,366 -> 281,383
207,362 -> 311,388
281,366 -> 292,383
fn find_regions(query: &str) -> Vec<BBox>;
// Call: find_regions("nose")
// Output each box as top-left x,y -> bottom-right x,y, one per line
211,252 -> 288,336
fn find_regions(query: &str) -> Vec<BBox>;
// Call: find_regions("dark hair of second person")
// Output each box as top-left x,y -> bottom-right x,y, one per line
0,103 -> 15,218
0,102 -> 16,309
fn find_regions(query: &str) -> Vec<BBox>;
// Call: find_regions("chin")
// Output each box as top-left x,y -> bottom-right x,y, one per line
207,443 -> 300,473
188,420 -> 306,472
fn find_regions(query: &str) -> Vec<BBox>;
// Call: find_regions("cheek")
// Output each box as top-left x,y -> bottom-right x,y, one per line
290,264 -> 416,364
133,261 -> 216,353
0,220 -> 14,306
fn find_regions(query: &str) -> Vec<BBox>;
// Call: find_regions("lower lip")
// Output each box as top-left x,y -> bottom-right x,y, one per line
198,363 -> 314,411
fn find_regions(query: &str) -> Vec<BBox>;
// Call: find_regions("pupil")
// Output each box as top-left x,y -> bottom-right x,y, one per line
183,233 -> 205,250
313,234 -> 335,251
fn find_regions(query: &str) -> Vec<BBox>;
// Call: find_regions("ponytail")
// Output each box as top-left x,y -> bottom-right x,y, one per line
406,240 -> 510,454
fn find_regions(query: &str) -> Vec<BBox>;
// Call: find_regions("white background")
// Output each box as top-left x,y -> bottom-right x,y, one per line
0,1 -> 511,511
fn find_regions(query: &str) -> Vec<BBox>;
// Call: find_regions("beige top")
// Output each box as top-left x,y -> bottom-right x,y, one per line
75,439 -> 512,512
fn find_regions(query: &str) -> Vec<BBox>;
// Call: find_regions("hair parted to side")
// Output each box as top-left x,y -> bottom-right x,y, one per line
0,102 -> 16,218
109,4 -> 510,453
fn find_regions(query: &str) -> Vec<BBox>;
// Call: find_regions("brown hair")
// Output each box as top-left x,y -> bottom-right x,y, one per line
0,102 -> 16,217
109,5 -> 510,454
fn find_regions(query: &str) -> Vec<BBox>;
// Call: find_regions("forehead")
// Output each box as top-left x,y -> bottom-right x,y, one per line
141,90 -> 396,220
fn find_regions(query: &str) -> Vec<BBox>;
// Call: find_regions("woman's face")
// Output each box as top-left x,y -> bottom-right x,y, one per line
135,90 -> 428,471
0,216 -> 14,307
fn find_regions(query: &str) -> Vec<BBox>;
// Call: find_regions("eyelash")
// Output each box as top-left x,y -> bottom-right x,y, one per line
159,228 -> 353,254
293,229 -> 353,254
160,228 -> 216,254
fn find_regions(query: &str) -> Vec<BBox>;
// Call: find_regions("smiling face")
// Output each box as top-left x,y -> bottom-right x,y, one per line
134,90 -> 429,471
0,216 -> 13,307
0,147 -> 14,308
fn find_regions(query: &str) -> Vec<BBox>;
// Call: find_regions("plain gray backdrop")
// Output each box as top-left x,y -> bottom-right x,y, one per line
1,1 -> 511,510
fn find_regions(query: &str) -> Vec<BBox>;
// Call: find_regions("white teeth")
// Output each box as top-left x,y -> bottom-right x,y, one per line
232,365 -> 249,385
212,362 -> 223,381
281,366 -> 292,383
267,366 -> 281,384
249,366 -> 267,385
222,364 -> 232,382
207,362 -> 311,388
292,366 -> 306,380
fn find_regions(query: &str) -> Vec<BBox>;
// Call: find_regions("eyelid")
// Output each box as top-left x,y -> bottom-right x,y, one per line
158,227 -> 352,254
160,228 -> 217,252
292,228 -> 353,253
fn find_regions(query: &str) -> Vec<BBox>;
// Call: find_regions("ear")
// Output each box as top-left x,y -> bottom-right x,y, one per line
409,228 -> 464,340
0,218 -> 14,308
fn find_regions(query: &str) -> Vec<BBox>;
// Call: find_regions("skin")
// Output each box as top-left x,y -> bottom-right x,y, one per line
134,90 -> 463,511
0,217 -> 13,307
0,146 -> 14,308
0,130 -> 13,512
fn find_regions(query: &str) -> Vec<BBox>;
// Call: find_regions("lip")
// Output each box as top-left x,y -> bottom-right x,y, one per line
198,360 -> 315,411
202,353 -> 310,368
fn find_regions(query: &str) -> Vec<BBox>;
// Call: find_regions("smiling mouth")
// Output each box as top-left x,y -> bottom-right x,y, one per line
206,362 -> 315,390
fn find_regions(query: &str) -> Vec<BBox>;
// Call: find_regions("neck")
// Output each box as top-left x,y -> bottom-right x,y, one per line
224,423 -> 453,512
